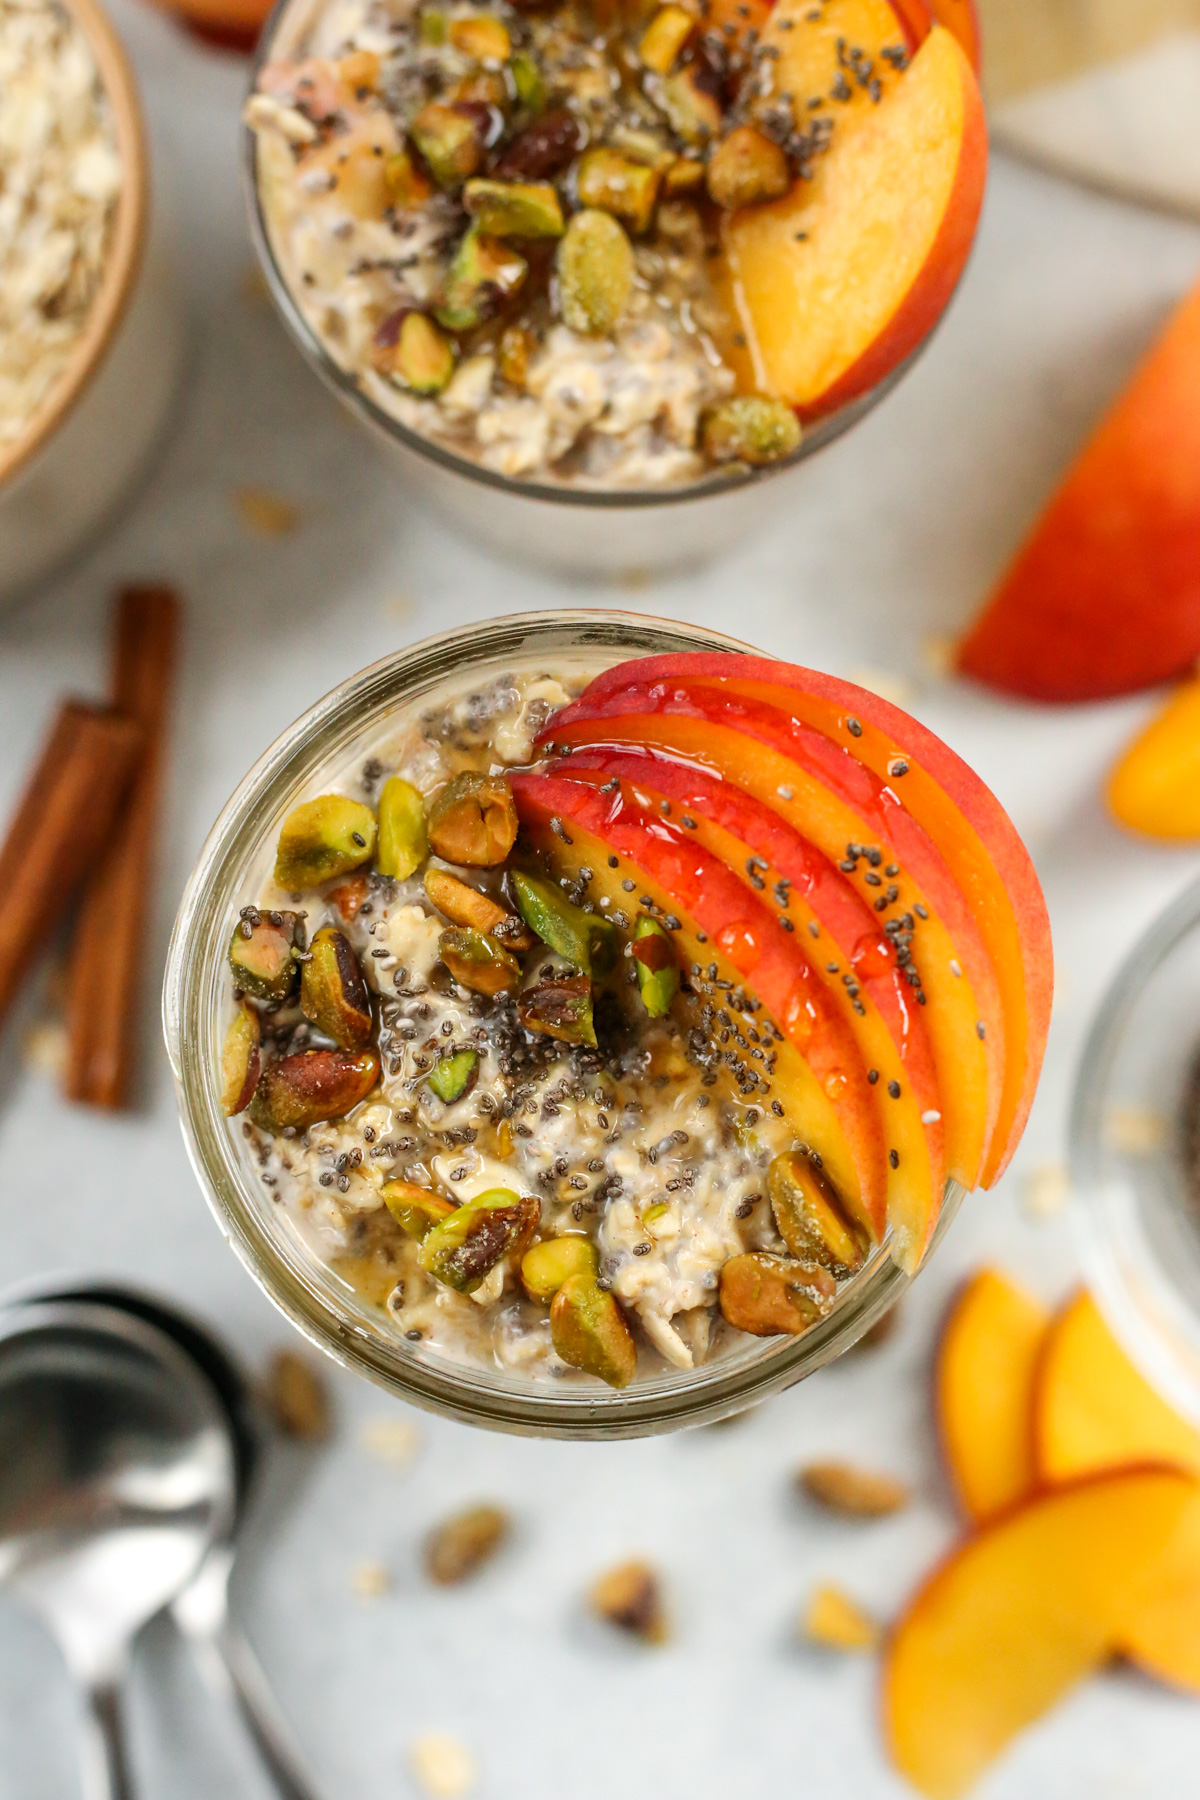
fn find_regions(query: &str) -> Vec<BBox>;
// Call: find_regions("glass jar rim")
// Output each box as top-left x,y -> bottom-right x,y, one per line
164,608 -> 964,1437
240,0 -> 929,513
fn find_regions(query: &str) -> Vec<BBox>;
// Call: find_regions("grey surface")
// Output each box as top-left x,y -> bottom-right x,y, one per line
3,8 -> 1200,1794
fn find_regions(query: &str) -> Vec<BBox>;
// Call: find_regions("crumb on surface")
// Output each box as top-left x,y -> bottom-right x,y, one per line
803,1583 -> 880,1652
351,1559 -> 393,1598
235,487 -> 299,536
361,1417 -> 421,1465
1022,1162 -> 1070,1221
409,1733 -> 476,1800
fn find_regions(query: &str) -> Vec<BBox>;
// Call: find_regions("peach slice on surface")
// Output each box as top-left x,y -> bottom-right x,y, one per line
937,1268 -> 1048,1523
958,279 -> 1200,702
718,26 -> 986,417
1034,1291 -> 1200,1485
884,1466 -> 1199,1800
571,653 -> 1052,1188
1108,675 -> 1200,839
511,773 -> 888,1243
542,681 -> 1002,1204
552,749 -> 945,1262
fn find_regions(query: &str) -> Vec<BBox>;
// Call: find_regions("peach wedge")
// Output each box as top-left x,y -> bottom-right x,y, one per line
719,25 -> 987,417
884,1466 -> 1200,1800
937,1268 -> 1048,1524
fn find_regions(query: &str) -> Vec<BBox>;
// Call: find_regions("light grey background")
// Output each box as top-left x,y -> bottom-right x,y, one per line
2,8 -> 1200,1794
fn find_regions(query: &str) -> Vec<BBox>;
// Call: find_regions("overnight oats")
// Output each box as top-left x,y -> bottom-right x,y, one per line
205,628 -> 1050,1399
246,0 -> 987,491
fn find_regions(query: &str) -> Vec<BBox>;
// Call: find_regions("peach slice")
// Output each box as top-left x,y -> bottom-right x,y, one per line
574,653 -> 1053,1187
1125,1496 -> 1200,1694
543,680 -> 1003,1203
718,26 -> 987,417
762,0 -> 916,132
553,749 -> 946,1261
1034,1291 -> 1200,1485
1108,675 -> 1200,839
511,772 -> 889,1243
937,1268 -> 1048,1523
884,1466 -> 1199,1800
958,278 -> 1200,701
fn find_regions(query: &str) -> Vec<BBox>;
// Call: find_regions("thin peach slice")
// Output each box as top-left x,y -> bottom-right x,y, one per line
884,1466 -> 1200,1800
718,26 -> 987,417
575,652 -> 1052,1188
511,772 -> 888,1242
937,1268 -> 1048,1523
553,750 -> 945,1263
1108,675 -> 1200,840
1034,1290 -> 1200,1485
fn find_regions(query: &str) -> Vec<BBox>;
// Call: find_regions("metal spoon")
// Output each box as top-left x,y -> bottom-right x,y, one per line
0,1300 -> 235,1800
30,1280 -> 325,1800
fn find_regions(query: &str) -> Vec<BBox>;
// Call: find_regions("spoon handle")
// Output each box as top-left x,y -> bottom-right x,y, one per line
80,1678 -> 134,1800
190,1620 -> 324,1800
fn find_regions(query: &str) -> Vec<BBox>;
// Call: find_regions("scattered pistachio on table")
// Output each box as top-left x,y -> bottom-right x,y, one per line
265,1348 -> 333,1441
426,1504 -> 511,1585
589,1560 -> 666,1643
799,1462 -> 911,1519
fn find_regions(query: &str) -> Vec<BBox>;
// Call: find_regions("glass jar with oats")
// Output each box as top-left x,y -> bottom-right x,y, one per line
244,0 -> 987,574
164,611 -> 979,1439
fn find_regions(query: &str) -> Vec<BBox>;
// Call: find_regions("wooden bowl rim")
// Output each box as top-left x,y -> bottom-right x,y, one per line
0,0 -> 148,493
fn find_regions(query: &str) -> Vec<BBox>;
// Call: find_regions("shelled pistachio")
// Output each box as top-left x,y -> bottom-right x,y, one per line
520,1235 -> 598,1302
228,910 -> 305,1001
275,796 -> 377,891
658,64 -> 723,144
386,314 -> 456,395
427,770 -> 519,865
425,865 -> 533,948
632,914 -> 679,1017
447,13 -> 510,60
550,1273 -> 637,1386
701,396 -> 801,467
250,1046 -> 381,1133
439,928 -> 521,998
381,1179 -> 457,1238
511,870 -> 616,973
719,1252 -> 836,1336
418,1188 -> 541,1293
576,149 -> 662,234
426,1504 -> 510,1584
376,775 -> 429,878
556,209 -> 634,335
220,1004 -> 261,1116
638,3 -> 694,73
463,178 -> 564,238
518,971 -> 596,1045
301,927 -> 373,1050
435,229 -> 527,332
410,101 -> 488,187
509,50 -> 545,113
426,1046 -> 480,1102
705,126 -> 790,210
767,1151 -> 868,1274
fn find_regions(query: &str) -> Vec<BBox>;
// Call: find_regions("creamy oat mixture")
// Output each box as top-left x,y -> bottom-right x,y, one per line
222,666 -> 845,1387
248,0 -> 808,488
0,0 -> 123,448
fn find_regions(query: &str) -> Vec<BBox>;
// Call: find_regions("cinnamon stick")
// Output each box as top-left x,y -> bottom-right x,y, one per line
0,700 -> 141,1032
65,585 -> 180,1108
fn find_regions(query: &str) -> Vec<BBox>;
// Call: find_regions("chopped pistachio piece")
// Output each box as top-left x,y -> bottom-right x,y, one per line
419,1188 -> 541,1293
550,1273 -> 637,1386
590,1560 -> 666,1640
576,148 -> 662,235
418,6 -> 446,44
497,322 -> 537,387
275,795 -> 377,890
425,866 -> 532,947
440,927 -> 521,998
702,396 -> 801,467
385,146 -> 433,207
510,50 -> 545,113
381,1179 -> 456,1238
427,1046 -> 480,1102
555,209 -> 634,335
410,102 -> 487,187
521,1235 -> 598,1302
301,926 -> 373,1050
663,155 -> 705,192
228,910 -> 304,1001
376,775 -> 429,878
719,1251 -> 836,1336
659,65 -> 723,144
448,13 -> 511,60
768,1150 -> 868,1273
427,770 -> 519,865
463,177 -> 564,238
435,227 -> 527,331
426,1503 -> 510,1583
639,3 -> 694,73
250,1047 -> 381,1133
387,314 -> 455,394
220,1004 -> 261,1116
706,125 -> 790,210
518,971 -> 596,1045
632,914 -> 679,1018
511,870 -> 617,973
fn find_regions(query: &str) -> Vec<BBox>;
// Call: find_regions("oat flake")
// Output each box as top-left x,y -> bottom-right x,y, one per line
409,1733 -> 476,1800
